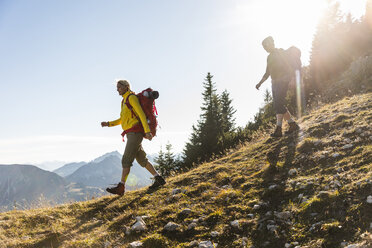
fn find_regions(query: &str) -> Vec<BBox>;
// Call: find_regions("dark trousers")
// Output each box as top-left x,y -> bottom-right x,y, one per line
271,79 -> 289,114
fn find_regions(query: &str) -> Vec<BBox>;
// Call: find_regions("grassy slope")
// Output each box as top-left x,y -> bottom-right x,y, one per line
0,93 -> 371,248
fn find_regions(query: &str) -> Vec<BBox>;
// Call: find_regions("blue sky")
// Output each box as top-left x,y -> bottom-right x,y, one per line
0,0 -> 367,166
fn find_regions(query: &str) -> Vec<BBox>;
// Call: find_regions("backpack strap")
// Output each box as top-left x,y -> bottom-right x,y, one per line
124,93 -> 139,120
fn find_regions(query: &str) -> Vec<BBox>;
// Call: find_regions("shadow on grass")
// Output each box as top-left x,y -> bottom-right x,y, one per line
251,133 -> 299,248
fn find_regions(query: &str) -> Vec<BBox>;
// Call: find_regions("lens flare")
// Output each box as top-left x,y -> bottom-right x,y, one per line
295,70 -> 305,119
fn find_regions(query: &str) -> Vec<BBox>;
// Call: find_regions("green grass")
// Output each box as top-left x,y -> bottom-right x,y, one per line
0,93 -> 371,247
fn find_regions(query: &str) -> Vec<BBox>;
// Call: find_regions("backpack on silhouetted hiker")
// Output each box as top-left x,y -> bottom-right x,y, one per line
122,88 -> 159,139
286,46 -> 302,73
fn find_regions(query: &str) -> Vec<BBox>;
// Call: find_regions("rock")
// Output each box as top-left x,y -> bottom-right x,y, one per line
172,188 -> 182,195
164,222 -> 181,232
367,195 -> 372,204
180,208 -> 192,216
268,184 -> 278,190
221,185 -> 231,189
131,217 -> 146,232
288,169 -> 298,176
188,240 -> 199,247
199,241 -> 215,248
344,138 -> 351,143
231,220 -> 240,228
332,153 -> 341,158
333,180 -> 342,187
298,193 -> 304,199
253,204 -> 260,210
104,241 -> 111,248
340,242 -> 349,247
211,231 -> 219,237
188,222 -> 197,230
241,237 -> 248,246
248,214 -> 254,218
129,241 -> 143,248
342,144 -> 353,150
274,211 -> 292,220
345,245 -> 358,248
123,225 -> 131,235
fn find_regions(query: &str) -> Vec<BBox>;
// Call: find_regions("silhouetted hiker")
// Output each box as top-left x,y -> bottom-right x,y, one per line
256,36 -> 300,137
101,79 -> 165,196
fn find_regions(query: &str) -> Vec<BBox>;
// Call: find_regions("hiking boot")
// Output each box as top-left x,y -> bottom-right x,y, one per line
149,175 -> 166,190
271,126 -> 282,137
106,182 -> 125,196
285,122 -> 300,135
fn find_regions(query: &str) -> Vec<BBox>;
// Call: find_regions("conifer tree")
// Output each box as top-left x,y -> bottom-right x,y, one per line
154,146 -> 166,176
183,73 -> 223,167
155,142 -> 178,177
220,89 -> 236,133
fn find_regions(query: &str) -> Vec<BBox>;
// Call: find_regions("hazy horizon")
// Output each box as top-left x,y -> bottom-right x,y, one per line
0,0 -> 367,164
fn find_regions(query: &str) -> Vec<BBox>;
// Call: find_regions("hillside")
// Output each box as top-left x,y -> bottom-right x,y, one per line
0,93 -> 371,248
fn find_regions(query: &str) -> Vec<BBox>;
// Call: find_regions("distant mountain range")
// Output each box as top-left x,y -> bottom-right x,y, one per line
53,162 -> 87,177
0,151 -> 158,212
65,155 -> 153,190
0,164 -> 104,212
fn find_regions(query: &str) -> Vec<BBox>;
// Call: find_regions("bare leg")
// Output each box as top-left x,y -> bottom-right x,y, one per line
121,167 -> 131,183
144,161 -> 159,177
276,114 -> 284,127
283,111 -> 294,123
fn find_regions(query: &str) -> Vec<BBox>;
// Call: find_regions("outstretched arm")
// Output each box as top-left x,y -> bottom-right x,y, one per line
256,65 -> 270,90
101,118 -> 121,127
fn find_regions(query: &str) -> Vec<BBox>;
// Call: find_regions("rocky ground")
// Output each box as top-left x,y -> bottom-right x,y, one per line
0,93 -> 371,248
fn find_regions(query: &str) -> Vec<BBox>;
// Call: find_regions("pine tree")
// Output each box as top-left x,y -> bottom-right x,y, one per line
155,142 -> 178,177
164,142 -> 176,174
309,2 -> 347,90
220,89 -> 236,133
183,72 -> 223,167
154,146 -> 166,176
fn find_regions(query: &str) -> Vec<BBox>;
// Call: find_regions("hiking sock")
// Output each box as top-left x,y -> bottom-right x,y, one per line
276,114 -> 284,127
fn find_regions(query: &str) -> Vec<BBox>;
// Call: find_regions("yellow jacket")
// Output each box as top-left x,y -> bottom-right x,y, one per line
108,91 -> 150,133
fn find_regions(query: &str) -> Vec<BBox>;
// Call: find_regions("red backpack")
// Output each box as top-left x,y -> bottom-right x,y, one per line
121,88 -> 159,139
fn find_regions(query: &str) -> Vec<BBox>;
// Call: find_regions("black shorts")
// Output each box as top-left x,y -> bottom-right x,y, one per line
271,79 -> 289,114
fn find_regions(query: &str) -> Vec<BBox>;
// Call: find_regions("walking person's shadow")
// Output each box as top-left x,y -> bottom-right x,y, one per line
265,132 -> 299,171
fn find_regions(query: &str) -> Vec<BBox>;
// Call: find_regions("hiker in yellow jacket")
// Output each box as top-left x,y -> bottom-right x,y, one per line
101,79 -> 165,196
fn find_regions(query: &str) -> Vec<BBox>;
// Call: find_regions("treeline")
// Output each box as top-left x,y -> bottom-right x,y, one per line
304,0 -> 372,104
155,72 -> 275,175
155,1 -> 372,175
